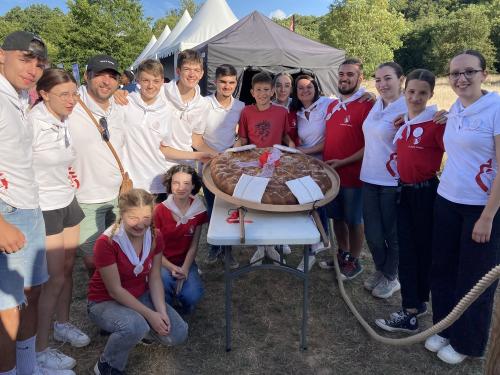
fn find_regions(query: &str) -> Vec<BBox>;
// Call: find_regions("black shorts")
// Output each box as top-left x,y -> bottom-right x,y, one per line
42,197 -> 85,236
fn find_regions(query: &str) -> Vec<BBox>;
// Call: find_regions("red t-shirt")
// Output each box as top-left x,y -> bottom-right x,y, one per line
396,120 -> 445,184
287,110 -> 300,146
323,99 -> 374,188
154,202 -> 208,266
87,230 -> 163,302
238,104 -> 289,147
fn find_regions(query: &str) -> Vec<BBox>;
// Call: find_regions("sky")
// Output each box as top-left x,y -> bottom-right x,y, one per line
0,0 -> 332,21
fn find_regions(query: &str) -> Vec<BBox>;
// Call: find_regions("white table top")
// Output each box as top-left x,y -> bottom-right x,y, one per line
207,197 -> 320,246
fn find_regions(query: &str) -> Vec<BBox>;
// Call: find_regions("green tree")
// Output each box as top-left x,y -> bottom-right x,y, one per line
319,0 -> 407,76
59,0 -> 152,72
152,0 -> 200,37
273,15 -> 323,42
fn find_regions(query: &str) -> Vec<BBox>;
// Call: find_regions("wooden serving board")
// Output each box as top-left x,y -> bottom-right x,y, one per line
202,157 -> 340,213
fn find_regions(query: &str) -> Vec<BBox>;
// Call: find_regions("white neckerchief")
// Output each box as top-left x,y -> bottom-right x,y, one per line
366,95 -> 406,122
103,224 -> 152,276
325,87 -> 366,120
162,194 -> 206,227
209,93 -> 234,112
298,97 -> 322,120
31,102 -> 72,147
447,91 -> 499,130
164,80 -> 203,119
393,105 -> 437,144
129,91 -> 165,114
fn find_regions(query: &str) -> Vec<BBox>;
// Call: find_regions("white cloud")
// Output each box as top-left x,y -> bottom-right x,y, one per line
269,9 -> 287,20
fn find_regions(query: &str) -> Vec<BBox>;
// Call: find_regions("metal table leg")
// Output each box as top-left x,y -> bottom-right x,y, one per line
301,245 -> 309,350
224,245 -> 232,352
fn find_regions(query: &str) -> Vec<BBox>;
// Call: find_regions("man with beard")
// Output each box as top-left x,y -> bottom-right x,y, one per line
320,58 -> 374,280
68,55 -> 125,276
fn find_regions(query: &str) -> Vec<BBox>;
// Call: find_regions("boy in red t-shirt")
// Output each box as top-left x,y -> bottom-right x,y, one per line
236,72 -> 295,148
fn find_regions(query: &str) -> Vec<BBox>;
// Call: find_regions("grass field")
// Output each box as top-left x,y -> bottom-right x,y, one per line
63,77 -> 500,374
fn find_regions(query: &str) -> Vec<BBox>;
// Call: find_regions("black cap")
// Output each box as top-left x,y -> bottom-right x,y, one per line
1,31 -> 47,60
86,54 -> 120,75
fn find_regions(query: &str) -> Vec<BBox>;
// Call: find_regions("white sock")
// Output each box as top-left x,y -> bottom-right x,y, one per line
16,336 -> 36,375
0,368 -> 16,375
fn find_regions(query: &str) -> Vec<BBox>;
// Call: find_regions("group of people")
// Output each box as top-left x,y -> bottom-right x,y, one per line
0,28 -> 498,375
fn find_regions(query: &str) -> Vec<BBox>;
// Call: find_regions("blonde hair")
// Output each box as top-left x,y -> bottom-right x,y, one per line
109,188 -> 157,248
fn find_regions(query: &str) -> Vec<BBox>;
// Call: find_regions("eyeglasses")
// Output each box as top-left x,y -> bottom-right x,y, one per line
51,91 -> 80,102
99,117 -> 110,142
448,69 -> 483,81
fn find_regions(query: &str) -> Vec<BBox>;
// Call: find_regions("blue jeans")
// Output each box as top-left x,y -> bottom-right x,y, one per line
326,187 -> 363,225
161,263 -> 204,314
87,292 -> 188,371
0,199 -> 48,310
362,183 -> 399,280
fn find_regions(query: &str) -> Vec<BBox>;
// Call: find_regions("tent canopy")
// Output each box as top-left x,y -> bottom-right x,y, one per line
195,11 -> 345,97
158,0 -> 237,58
130,35 -> 156,70
154,10 -> 192,59
145,24 -> 171,59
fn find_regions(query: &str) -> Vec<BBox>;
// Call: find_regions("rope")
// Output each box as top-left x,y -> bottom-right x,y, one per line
328,220 -> 500,345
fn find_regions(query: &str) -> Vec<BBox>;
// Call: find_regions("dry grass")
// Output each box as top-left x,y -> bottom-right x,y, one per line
63,224 -> 494,375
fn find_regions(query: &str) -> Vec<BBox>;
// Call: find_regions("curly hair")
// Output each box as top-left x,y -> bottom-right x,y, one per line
162,164 -> 202,195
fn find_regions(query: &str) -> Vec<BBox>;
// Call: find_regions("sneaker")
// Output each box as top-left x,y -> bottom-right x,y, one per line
340,257 -> 363,280
223,249 -> 239,269
54,321 -> 91,347
139,331 -> 155,346
425,334 -> 450,353
437,344 -> 468,364
371,277 -> 401,298
318,259 -> 335,270
390,303 -> 428,319
206,245 -> 222,264
318,249 -> 348,270
265,246 -> 285,264
250,246 -> 265,265
34,365 -> 75,375
282,244 -> 292,255
375,310 -> 418,333
297,254 -> 316,272
311,241 -> 328,254
363,271 -> 384,291
94,358 -> 125,374
37,347 -> 76,370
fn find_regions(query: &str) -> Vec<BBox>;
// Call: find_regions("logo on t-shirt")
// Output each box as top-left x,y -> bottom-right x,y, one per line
340,115 -> 352,127
412,127 -> 423,145
475,159 -> 494,193
68,167 -> 80,189
386,153 -> 398,177
0,172 -> 8,191
255,120 -> 271,141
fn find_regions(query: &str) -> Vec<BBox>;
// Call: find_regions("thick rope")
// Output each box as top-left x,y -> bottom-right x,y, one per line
328,220 -> 500,345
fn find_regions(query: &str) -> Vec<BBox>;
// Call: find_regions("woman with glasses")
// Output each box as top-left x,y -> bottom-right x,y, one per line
425,50 -> 500,365
29,68 -> 88,373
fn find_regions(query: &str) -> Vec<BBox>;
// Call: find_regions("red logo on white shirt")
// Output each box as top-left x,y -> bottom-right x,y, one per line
0,172 -> 8,191
475,159 -> 494,193
386,153 -> 398,177
68,167 -> 80,189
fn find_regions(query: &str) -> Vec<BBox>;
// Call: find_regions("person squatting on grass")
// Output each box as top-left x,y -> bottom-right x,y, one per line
87,189 -> 187,375
31,68 -> 89,372
375,69 -> 445,333
154,165 -> 207,315
425,50 -> 500,365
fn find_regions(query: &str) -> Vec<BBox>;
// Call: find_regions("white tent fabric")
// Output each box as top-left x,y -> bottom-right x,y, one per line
157,0 -> 237,58
145,24 -> 171,59
154,10 -> 192,59
131,35 -> 157,69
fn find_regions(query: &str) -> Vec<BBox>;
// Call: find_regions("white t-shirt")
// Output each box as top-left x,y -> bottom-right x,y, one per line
0,74 -> 38,209
360,96 -> 407,186
203,94 -> 244,152
297,96 -> 333,159
160,81 -> 210,166
68,87 -> 125,204
438,92 -> 500,205
123,91 -> 175,194
30,103 -> 78,210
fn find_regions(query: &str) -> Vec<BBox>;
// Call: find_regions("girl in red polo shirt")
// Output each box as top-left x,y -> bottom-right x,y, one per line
87,189 -> 187,374
154,165 -> 208,315
375,69 -> 445,334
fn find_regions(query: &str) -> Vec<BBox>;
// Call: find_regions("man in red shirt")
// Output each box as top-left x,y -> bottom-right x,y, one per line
320,58 -> 374,280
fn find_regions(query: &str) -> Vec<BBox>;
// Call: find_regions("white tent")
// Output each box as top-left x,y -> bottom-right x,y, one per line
154,10 -> 192,59
157,0 -> 237,58
130,35 -> 157,70
145,24 -> 171,59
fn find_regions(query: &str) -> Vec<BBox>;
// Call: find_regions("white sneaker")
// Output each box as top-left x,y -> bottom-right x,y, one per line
311,241 -> 329,254
37,347 -> 76,370
282,244 -> 292,255
364,271 -> 384,291
425,334 -> 450,353
250,246 -> 265,265
437,344 -> 468,364
54,321 -> 91,347
297,254 -> 316,272
371,277 -> 400,299
34,365 -> 76,375
265,246 -> 284,264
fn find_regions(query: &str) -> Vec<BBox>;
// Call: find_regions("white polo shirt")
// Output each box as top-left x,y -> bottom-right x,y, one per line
438,92 -> 500,205
297,96 -> 333,159
0,74 -> 38,209
360,96 -> 407,186
203,94 -> 244,152
161,81 -> 210,165
123,91 -> 175,194
68,86 -> 125,204
30,103 -> 78,211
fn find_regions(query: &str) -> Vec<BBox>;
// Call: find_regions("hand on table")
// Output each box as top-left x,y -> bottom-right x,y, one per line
325,159 -> 344,169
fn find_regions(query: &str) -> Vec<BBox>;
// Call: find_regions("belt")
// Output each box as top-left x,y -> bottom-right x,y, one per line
398,177 -> 439,189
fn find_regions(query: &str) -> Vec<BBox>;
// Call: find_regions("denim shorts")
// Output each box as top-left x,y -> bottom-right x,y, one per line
0,199 -> 48,310
325,186 -> 363,225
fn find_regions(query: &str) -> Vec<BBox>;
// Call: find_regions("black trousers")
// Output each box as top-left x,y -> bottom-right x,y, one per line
431,195 -> 500,357
397,178 -> 438,310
